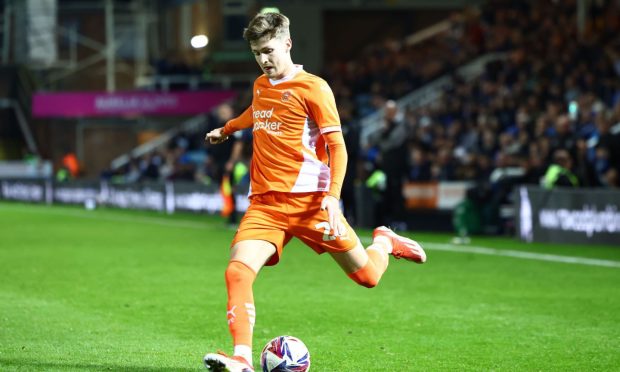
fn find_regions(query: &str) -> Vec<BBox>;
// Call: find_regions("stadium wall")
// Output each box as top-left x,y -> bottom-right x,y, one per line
1,178 -> 461,233
517,186 -> 620,246
0,178 -> 249,215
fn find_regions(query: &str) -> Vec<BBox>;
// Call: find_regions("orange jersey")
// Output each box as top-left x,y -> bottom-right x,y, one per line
223,65 -> 343,196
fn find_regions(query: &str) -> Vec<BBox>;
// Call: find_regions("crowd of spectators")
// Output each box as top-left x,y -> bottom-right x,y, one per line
101,91 -> 254,187
323,5 -> 495,119
358,0 -> 620,192
342,0 -> 620,229
107,0 -> 620,217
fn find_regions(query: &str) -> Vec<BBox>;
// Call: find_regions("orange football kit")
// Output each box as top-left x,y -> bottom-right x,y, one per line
203,15 -> 425,371
222,65 -> 358,265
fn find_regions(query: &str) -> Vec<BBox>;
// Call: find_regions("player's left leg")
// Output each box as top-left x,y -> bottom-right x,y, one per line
373,226 -> 426,263
290,194 -> 391,288
330,226 -> 426,287
290,192 -> 426,289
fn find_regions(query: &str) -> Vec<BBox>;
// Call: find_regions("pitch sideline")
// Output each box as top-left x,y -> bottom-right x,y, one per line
3,203 -> 620,269
359,237 -> 620,268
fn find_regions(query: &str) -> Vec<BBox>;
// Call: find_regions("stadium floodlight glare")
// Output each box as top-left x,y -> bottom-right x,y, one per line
191,35 -> 209,49
260,7 -> 280,14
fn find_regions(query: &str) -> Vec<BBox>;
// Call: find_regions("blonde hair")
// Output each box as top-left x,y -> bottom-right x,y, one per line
243,13 -> 290,42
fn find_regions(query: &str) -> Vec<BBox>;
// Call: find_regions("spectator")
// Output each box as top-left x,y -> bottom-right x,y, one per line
204,103 -> 238,184
366,100 -> 408,225
339,103 -> 361,224
543,149 -> 579,189
408,147 -> 432,181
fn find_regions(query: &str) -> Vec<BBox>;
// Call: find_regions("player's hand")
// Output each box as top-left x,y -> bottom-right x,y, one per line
205,127 -> 229,145
320,195 -> 346,237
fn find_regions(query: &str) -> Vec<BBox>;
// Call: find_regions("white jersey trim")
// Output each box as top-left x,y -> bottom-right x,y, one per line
290,152 -> 331,193
320,126 -> 342,134
269,65 -> 304,86
291,117 -> 331,193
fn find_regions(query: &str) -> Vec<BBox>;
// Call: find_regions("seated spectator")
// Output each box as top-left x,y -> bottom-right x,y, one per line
408,147 -> 432,181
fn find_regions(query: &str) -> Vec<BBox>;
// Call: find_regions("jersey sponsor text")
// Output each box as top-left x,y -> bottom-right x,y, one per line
253,107 -> 283,135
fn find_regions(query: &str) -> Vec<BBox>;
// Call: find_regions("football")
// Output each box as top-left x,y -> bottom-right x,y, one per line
260,335 -> 311,372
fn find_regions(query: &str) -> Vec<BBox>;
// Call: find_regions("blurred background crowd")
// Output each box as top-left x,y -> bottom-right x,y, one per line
2,0 -> 619,232
106,0 -> 620,188
97,0 -> 620,230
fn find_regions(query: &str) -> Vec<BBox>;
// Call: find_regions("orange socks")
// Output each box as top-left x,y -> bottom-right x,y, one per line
347,246 -> 388,288
225,261 -> 256,350
225,246 -> 387,355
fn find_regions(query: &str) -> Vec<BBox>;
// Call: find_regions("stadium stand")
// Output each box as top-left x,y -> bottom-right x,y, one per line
101,4 -> 618,232
23,0 -> 613,234
394,0 -> 620,188
114,1 -> 620,192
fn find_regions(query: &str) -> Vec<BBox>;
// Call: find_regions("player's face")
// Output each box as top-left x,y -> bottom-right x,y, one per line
250,36 -> 293,80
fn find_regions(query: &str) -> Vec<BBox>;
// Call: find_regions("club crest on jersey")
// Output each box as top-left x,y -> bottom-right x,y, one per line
281,90 -> 292,102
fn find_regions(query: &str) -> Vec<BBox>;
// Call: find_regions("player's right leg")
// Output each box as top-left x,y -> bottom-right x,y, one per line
205,192 -> 291,371
204,352 -> 255,372
203,239 -> 277,372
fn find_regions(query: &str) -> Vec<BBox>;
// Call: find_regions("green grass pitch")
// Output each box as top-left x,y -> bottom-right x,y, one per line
1,202 -> 619,371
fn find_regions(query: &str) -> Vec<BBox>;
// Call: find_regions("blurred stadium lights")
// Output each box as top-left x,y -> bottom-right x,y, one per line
263,0 -> 483,8
190,34 -> 209,49
260,7 -> 280,14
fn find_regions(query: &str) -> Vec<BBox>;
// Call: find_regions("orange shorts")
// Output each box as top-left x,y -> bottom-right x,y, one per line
231,191 -> 359,266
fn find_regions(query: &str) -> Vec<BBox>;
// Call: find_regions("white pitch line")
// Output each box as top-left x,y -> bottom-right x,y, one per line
5,204 -> 620,268
424,242 -> 620,268
360,237 -> 620,268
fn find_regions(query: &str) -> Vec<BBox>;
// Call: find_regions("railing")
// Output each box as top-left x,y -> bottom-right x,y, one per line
359,52 -> 508,147
109,114 -> 210,170
135,73 -> 256,91
404,19 -> 452,47
0,98 -> 37,155
0,1 -> 12,64
0,65 -> 39,156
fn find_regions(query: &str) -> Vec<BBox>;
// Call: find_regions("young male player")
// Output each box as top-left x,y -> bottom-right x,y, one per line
203,12 -> 426,372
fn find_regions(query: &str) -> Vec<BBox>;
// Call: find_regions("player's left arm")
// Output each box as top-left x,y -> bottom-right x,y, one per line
306,79 -> 349,236
320,130 -> 348,237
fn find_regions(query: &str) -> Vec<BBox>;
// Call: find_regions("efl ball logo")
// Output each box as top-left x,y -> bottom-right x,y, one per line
260,335 -> 310,371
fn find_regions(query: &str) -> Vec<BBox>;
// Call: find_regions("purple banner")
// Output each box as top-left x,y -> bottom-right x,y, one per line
32,90 -> 236,118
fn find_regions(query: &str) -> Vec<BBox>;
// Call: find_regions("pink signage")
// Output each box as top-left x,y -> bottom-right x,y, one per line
32,90 -> 237,118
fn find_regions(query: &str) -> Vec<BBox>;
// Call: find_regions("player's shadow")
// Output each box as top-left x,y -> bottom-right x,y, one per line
0,357 -> 199,371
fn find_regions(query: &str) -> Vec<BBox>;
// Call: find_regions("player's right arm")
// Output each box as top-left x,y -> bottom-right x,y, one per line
205,106 -> 253,145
